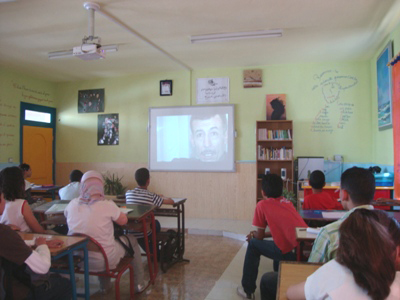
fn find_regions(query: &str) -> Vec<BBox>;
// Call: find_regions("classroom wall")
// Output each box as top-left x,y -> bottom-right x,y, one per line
370,21 -> 400,165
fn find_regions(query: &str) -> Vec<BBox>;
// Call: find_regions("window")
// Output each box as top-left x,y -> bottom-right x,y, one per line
25,110 -> 51,123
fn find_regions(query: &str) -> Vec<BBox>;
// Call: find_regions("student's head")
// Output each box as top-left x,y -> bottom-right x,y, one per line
19,163 -> 31,178
309,170 -> 325,189
337,209 -> 400,300
70,170 -> 83,183
340,167 -> 375,209
135,168 -> 150,187
0,166 -> 25,201
261,174 -> 283,198
190,112 -> 228,162
79,170 -> 104,203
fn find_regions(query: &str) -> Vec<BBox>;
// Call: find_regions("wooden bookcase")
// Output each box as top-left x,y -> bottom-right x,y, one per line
256,120 -> 294,202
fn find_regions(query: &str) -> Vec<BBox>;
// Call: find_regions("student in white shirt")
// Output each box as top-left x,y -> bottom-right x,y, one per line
59,169 -> 83,200
286,209 -> 400,300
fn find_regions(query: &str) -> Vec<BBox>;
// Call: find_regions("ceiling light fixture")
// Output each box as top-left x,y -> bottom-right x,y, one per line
190,29 -> 283,43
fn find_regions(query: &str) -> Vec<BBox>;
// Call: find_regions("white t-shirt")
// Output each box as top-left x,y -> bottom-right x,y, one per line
305,259 -> 400,300
64,198 -> 125,272
0,199 -> 31,232
58,182 -> 80,200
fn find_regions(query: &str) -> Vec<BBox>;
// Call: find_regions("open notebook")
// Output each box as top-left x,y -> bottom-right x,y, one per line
45,204 -> 68,214
171,198 -> 186,203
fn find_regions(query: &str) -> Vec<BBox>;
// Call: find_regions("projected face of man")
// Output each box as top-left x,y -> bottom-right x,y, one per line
191,114 -> 227,162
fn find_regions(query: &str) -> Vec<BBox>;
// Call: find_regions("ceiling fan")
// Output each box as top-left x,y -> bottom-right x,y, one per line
48,2 -> 118,61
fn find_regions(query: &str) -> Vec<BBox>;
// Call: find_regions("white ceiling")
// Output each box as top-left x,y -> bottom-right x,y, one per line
1,0 -> 399,82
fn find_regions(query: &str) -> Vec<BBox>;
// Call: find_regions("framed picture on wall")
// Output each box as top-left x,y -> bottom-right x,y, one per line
376,41 -> 393,130
160,80 -> 173,96
266,94 -> 286,120
98,114 -> 119,145
78,88 -> 104,113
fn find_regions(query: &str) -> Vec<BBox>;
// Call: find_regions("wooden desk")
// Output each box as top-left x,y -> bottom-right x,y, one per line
302,185 -> 394,210
277,261 -> 322,300
155,198 -> 190,272
31,185 -> 62,200
295,227 -> 317,261
18,232 -> 89,300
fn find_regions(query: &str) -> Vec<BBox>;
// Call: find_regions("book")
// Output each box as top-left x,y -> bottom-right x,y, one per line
306,227 -> 321,235
322,211 -> 346,219
45,203 -> 68,214
119,207 -> 133,214
171,198 -> 186,203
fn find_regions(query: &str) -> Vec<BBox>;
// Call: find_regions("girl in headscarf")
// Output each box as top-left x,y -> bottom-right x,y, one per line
64,170 -> 145,293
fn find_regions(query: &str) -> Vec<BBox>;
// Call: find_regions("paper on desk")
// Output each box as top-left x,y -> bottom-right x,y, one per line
45,204 -> 68,214
322,211 -> 346,219
25,239 -> 36,246
172,198 -> 185,203
119,207 -> 133,214
306,227 -> 321,235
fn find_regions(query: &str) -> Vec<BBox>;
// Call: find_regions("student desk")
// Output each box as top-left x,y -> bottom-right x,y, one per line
302,185 -> 394,210
295,227 -> 317,261
30,185 -> 62,200
32,200 -> 159,284
18,232 -> 89,300
277,261 -> 322,300
299,209 -> 400,223
154,198 -> 190,272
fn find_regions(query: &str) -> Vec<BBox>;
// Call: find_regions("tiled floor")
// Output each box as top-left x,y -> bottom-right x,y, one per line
80,218 -> 274,300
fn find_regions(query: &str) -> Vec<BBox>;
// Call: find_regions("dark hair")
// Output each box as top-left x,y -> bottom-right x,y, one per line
70,170 -> 83,182
190,112 -> 227,133
135,168 -> 150,186
0,167 -> 25,201
337,209 -> 399,300
340,167 -> 375,205
261,174 -> 283,198
309,170 -> 325,189
19,163 -> 31,172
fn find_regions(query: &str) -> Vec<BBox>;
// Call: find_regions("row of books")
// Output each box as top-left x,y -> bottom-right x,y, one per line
258,146 -> 293,160
258,129 -> 292,140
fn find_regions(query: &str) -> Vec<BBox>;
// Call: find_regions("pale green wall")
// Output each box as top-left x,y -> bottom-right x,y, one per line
0,67 -> 56,164
370,21 -> 400,165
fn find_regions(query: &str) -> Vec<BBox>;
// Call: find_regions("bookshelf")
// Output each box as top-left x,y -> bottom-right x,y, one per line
256,120 -> 294,202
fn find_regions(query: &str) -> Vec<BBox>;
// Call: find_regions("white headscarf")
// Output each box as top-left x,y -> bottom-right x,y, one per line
79,170 -> 105,204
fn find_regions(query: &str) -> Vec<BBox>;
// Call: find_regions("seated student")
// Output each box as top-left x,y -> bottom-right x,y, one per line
303,170 -> 343,210
286,209 -> 400,300
237,174 -> 308,300
19,163 -> 36,204
0,167 -> 47,233
258,166 -> 377,300
64,170 -> 146,294
0,181 -> 72,299
59,169 -> 83,200
125,168 -> 174,252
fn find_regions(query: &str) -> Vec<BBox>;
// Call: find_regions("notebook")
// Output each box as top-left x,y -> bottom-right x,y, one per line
171,198 -> 186,203
119,207 -> 133,214
45,203 -> 68,214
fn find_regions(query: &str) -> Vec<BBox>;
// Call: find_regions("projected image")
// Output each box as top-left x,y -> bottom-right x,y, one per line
149,105 -> 235,172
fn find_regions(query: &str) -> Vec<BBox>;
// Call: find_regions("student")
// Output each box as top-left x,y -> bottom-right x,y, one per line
303,170 -> 343,210
59,169 -> 83,200
0,176 -> 72,299
125,168 -> 174,253
0,167 -> 46,233
19,163 -> 32,191
286,209 -> 400,300
237,174 -> 308,300
64,170 -> 146,294
308,167 -> 375,263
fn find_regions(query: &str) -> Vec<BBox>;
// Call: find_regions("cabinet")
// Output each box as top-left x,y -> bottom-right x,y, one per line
256,120 -> 294,201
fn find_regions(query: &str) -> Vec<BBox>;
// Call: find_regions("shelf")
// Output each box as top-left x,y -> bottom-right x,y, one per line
257,139 -> 292,142
258,159 -> 293,162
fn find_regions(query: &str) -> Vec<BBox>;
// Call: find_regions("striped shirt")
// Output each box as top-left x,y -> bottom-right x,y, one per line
125,187 -> 163,238
308,204 -> 374,263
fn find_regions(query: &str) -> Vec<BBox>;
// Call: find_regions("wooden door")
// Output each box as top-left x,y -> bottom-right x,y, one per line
22,126 -> 53,184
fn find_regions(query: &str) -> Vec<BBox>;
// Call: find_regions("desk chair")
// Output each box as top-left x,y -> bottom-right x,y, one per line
69,233 -> 135,300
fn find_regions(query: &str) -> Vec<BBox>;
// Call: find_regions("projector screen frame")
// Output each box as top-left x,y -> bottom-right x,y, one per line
148,104 -> 236,172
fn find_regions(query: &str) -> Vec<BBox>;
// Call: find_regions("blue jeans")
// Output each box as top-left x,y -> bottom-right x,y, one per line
241,239 -> 295,295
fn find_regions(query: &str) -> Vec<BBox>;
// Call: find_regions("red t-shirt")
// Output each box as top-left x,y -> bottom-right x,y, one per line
253,197 -> 308,254
303,192 -> 343,210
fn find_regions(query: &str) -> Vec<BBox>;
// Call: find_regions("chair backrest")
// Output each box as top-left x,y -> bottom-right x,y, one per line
72,233 -> 112,273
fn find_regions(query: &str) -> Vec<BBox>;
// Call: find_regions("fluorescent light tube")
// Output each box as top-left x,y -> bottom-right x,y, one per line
190,29 -> 283,43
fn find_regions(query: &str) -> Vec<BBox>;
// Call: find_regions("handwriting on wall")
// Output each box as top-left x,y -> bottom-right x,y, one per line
12,82 -> 54,104
0,97 -> 17,148
310,70 -> 358,133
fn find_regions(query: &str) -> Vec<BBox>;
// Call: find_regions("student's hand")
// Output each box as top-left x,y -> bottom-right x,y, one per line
46,239 -> 64,248
35,237 -> 47,246
246,231 -> 256,242
8,224 -> 21,231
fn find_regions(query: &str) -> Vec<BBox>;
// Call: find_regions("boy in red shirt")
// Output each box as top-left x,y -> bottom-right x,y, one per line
237,174 -> 307,299
303,170 -> 343,210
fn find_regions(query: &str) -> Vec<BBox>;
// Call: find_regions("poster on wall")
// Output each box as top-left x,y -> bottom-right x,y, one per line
78,89 -> 105,113
98,114 -> 119,145
196,77 -> 229,104
376,41 -> 393,130
266,94 -> 286,120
